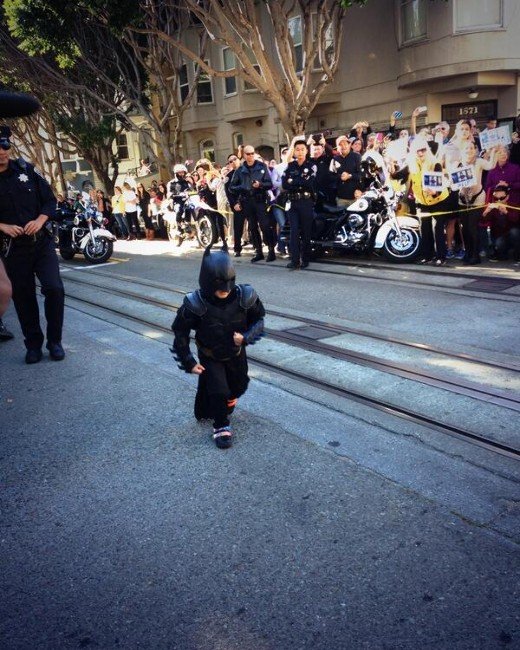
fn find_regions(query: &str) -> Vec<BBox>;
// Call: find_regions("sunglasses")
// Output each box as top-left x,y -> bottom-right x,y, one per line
244,152 -> 255,155
228,157 -> 237,162
0,140 -> 11,151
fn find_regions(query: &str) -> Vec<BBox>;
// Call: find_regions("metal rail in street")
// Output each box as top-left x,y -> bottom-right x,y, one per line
62,285 -> 520,461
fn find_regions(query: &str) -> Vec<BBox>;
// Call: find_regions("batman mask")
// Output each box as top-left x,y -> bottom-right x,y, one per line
199,247 -> 236,298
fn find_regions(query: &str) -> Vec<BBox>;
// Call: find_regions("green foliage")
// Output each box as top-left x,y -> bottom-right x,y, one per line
54,112 -> 117,150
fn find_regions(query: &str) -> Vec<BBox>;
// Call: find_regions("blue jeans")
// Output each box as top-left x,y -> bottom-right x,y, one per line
271,204 -> 287,254
114,213 -> 129,238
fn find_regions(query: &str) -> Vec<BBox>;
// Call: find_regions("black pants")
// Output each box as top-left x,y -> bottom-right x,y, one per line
242,199 -> 275,254
288,198 -> 314,266
125,211 -> 140,236
495,227 -> 520,261
233,209 -> 246,253
195,349 -> 249,428
3,236 -> 64,350
418,196 -> 453,260
460,206 -> 483,261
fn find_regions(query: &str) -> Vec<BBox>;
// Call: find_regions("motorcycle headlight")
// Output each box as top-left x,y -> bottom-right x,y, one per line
95,213 -> 103,224
348,213 -> 365,229
74,216 -> 80,226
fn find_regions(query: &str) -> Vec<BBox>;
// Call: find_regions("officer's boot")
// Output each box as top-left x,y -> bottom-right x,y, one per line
266,247 -> 276,262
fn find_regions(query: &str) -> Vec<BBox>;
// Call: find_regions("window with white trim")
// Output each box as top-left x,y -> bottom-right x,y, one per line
400,0 -> 427,44
454,0 -> 502,32
194,61 -> 213,104
312,13 -> 334,70
179,64 -> 189,103
222,47 -> 237,96
288,15 -> 303,73
243,50 -> 260,92
200,139 -> 215,162
116,133 -> 129,160
233,132 -> 243,149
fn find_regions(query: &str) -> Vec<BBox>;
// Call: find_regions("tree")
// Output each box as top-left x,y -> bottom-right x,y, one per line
0,9 -> 129,193
5,0 -> 204,176
137,0 -> 366,139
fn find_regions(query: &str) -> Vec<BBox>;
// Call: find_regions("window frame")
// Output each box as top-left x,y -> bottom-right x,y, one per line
222,47 -> 237,97
453,0 -> 504,34
288,15 -> 303,73
179,63 -> 189,104
199,139 -> 215,163
399,0 -> 428,46
116,132 -> 130,161
311,12 -> 335,72
194,60 -> 214,106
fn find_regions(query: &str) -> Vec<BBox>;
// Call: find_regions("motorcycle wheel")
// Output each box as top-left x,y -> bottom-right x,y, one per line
83,238 -> 114,264
59,249 -> 75,261
196,213 -> 217,248
382,228 -> 421,263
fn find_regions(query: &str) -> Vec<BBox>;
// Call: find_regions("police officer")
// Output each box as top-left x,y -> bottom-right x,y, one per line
282,139 -> 316,270
229,146 -> 276,263
0,125 -> 65,364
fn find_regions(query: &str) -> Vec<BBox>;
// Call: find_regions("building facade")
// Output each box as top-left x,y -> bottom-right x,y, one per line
176,0 -> 519,164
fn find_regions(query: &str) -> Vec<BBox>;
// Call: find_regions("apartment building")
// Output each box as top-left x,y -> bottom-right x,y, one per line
177,0 -> 519,164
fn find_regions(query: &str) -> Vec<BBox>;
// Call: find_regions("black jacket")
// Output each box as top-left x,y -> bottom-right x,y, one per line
229,160 -> 272,203
332,152 -> 362,200
172,284 -> 265,371
0,159 -> 56,227
282,160 -> 317,195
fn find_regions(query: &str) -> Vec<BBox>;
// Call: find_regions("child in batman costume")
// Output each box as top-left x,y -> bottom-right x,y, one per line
171,247 -> 265,448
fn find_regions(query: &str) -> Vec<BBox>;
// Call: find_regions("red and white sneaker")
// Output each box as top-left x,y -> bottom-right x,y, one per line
213,426 -> 233,449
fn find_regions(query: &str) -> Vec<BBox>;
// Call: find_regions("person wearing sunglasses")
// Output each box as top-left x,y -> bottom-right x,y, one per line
0,125 -> 65,363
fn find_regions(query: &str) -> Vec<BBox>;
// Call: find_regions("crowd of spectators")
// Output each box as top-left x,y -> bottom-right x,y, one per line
60,109 -> 520,268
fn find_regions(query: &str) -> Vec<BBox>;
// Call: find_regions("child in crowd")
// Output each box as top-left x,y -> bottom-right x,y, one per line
171,247 -> 265,449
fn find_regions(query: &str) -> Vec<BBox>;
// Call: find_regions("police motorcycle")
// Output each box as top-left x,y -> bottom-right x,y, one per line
304,159 -> 421,262
162,191 -> 218,248
56,198 -> 116,264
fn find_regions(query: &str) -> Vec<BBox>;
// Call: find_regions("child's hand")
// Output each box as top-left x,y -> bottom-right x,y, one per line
233,332 -> 244,346
191,363 -> 205,374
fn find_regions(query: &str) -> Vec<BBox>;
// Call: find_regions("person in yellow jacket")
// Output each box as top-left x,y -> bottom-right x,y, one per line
111,186 -> 129,239
393,137 -> 452,265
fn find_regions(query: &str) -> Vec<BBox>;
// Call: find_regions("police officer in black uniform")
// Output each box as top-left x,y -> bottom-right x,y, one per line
229,146 -> 276,263
282,139 -> 317,270
0,125 -> 65,364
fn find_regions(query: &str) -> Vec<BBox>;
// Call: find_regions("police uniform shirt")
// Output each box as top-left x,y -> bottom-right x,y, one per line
0,160 -> 56,227
282,159 -> 317,195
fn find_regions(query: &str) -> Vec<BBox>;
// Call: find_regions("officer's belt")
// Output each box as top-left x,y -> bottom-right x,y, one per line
11,230 -> 48,247
287,191 -> 314,200
196,341 -> 241,361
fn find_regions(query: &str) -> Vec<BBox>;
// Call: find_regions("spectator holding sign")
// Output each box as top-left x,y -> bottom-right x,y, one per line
457,141 -> 497,265
393,137 -> 452,265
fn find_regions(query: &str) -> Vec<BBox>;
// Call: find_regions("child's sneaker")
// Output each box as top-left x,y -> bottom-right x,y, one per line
454,249 -> 465,260
213,426 -> 233,449
446,249 -> 455,259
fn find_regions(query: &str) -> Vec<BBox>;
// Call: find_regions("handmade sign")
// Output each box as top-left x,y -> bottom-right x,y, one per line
422,171 -> 444,191
450,165 -> 476,190
479,125 -> 511,150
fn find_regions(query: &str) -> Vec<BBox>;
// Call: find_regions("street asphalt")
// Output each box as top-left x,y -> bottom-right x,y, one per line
0,244 -> 519,649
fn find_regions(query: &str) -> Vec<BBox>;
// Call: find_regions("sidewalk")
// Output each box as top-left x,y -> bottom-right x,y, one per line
0,305 -> 518,649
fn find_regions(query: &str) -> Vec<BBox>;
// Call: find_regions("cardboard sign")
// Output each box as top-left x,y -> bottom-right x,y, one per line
422,171 -> 444,191
450,165 -> 476,190
479,125 -> 512,150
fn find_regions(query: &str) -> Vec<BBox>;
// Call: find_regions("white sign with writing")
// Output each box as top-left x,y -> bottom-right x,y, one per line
450,165 -> 476,190
479,125 -> 512,150
422,171 -> 444,191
